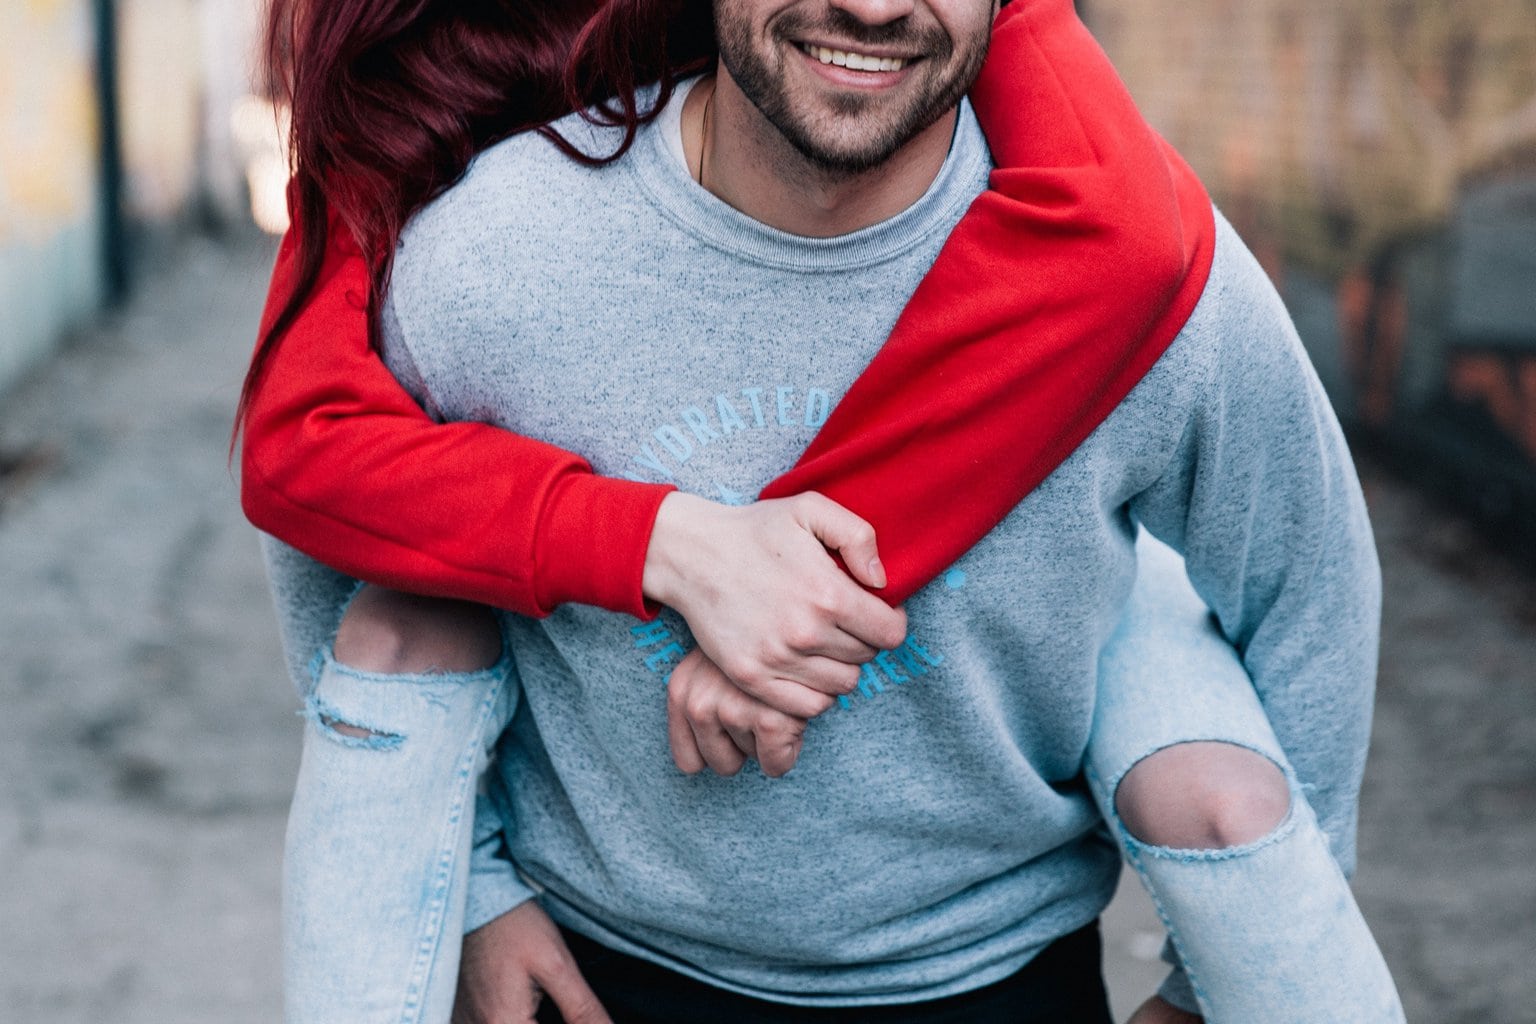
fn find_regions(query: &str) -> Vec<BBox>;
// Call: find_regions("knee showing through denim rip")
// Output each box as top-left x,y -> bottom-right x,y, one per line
1114,741 -> 1290,850
334,586 -> 503,676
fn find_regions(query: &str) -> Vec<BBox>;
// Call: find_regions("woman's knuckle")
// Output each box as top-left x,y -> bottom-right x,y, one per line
782,620 -> 819,651
729,648 -> 766,682
810,582 -> 843,611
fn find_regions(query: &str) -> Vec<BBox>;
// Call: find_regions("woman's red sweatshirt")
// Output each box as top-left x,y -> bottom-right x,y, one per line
240,0 -> 1215,618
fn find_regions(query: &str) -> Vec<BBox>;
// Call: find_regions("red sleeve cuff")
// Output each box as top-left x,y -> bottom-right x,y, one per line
532,473 -> 675,619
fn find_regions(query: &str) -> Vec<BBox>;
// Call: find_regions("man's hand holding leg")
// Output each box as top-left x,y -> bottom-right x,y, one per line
453,902 -> 611,1024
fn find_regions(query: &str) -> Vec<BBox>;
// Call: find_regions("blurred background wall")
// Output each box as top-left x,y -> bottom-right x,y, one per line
0,0 -> 265,398
0,1 -> 105,394
1088,0 -> 1536,554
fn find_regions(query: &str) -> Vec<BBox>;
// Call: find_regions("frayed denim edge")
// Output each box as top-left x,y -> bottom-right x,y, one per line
317,581 -> 516,687
1099,736 -> 1303,864
298,695 -> 405,751
1086,735 -> 1302,1017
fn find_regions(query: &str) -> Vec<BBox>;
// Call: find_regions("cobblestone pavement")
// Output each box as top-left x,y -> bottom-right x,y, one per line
1,236 -> 1531,1023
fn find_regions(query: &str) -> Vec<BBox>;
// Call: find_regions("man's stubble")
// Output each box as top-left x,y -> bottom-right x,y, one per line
713,2 -> 993,176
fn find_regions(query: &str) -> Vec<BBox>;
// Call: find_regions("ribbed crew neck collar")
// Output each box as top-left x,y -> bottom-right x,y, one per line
631,78 -> 991,274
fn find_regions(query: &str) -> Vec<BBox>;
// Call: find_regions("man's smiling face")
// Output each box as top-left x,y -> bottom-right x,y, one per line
714,0 -> 999,174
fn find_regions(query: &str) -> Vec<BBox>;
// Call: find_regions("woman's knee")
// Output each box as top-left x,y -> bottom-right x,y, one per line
1113,741 -> 1291,850
333,586 -> 503,676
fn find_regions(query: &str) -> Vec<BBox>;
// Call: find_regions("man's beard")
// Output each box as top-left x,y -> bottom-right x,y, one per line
715,5 -> 990,175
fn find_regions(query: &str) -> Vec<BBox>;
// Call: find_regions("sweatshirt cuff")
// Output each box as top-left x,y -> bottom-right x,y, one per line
465,792 -> 538,934
533,473 -> 674,619
1157,951 -> 1201,1015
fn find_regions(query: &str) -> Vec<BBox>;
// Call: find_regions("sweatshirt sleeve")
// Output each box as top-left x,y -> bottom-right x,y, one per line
239,205 -> 673,618
1131,223 -> 1381,879
465,792 -> 538,933
242,0 -> 1208,615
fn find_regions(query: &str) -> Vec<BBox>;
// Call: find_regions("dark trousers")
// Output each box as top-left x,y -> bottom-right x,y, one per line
537,922 -> 1114,1024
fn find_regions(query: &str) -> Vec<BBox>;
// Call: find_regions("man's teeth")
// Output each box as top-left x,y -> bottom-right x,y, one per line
801,44 -> 908,72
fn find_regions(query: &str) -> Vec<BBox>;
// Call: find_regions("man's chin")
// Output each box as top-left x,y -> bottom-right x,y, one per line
772,119 -> 904,175
773,94 -> 932,173
796,139 -> 907,176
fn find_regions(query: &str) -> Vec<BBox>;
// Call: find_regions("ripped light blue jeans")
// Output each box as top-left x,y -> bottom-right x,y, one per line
281,534 -> 1403,1023
283,644 -> 516,1024
1088,535 -> 1403,1021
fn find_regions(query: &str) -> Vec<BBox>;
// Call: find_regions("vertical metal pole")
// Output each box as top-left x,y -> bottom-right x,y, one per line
93,0 -> 128,304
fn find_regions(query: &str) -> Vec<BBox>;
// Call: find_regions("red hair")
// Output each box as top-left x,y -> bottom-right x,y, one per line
235,0 -> 715,435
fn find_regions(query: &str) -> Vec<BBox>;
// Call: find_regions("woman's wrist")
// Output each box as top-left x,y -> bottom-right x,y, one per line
641,491 -> 715,612
532,473 -> 674,618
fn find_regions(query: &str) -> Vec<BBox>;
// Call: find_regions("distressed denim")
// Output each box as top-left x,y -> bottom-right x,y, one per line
280,536 -> 1402,1023
283,634 -> 518,1024
1089,533 -> 1405,1022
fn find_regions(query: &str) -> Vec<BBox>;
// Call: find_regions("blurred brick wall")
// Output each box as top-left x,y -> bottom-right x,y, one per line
1091,0 -> 1536,519
1091,0 -> 1536,275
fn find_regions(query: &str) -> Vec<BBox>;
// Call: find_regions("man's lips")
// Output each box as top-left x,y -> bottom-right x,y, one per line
796,40 -> 917,73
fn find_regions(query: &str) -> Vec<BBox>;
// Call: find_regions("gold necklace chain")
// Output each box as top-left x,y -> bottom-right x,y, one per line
698,81 -> 715,190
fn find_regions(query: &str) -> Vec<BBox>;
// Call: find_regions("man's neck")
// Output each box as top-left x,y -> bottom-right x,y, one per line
680,69 -> 958,239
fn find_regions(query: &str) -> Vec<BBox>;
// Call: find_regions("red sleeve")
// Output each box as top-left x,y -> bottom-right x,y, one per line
242,0 -> 1213,613
760,0 -> 1215,604
239,204 -> 673,618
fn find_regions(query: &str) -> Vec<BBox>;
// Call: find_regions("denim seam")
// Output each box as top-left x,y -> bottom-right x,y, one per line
396,667 -> 510,1023
1086,756 -> 1215,1014
1089,735 -> 1300,1016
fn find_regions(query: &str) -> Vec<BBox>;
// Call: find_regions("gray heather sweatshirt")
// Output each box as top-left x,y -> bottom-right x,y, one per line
261,90 -> 1380,1005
